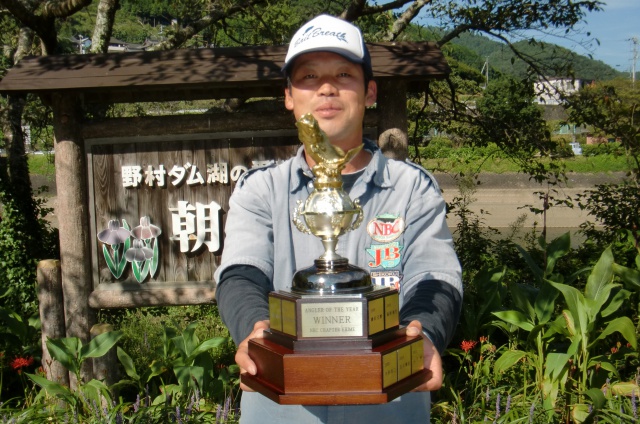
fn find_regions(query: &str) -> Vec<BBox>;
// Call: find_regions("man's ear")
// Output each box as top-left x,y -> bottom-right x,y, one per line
284,88 -> 294,111
365,80 -> 377,107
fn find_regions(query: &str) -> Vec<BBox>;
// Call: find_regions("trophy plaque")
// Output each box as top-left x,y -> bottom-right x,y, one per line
240,114 -> 430,405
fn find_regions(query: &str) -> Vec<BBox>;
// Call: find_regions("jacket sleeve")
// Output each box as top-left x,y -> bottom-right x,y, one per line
400,279 -> 462,354
397,165 -> 463,354
216,264 -> 272,345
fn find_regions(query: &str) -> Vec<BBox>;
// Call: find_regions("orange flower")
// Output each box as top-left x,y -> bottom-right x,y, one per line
461,340 -> 478,353
10,357 -> 34,373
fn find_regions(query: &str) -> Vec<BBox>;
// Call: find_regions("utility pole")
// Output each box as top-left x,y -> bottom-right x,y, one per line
631,37 -> 638,86
480,57 -> 489,89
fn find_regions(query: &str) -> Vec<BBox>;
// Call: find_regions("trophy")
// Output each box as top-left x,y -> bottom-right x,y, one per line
240,114 -> 430,405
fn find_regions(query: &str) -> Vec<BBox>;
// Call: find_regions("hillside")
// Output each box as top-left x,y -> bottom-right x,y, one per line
449,31 -> 622,81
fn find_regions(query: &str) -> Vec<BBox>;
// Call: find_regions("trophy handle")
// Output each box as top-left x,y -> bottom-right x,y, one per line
347,200 -> 363,233
293,200 -> 312,235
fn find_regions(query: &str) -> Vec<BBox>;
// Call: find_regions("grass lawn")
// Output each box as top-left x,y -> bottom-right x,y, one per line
419,153 -> 633,174
29,150 -> 634,177
27,153 -> 56,176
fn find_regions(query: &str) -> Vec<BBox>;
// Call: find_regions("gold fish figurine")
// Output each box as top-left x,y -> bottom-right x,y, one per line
295,113 -> 363,187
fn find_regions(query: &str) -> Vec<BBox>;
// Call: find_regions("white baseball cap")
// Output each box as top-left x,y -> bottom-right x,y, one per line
282,14 -> 373,78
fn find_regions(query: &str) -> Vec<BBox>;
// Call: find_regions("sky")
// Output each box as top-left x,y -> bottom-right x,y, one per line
415,0 -> 638,74
545,0 -> 639,72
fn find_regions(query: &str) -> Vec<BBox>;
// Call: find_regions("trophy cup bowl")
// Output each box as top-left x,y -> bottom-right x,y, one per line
292,185 -> 371,294
241,114 -> 430,405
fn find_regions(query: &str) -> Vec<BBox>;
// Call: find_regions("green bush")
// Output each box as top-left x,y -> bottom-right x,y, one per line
582,141 -> 626,157
103,305 -> 236,378
0,192 -> 58,317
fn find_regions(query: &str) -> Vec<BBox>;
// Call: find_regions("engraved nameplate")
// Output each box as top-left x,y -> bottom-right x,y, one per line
301,301 -> 363,337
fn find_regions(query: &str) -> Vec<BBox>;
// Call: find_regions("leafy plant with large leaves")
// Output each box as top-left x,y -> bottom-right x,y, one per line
491,234 -> 639,422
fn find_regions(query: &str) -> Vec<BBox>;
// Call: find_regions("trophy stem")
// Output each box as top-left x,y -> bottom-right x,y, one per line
319,237 -> 344,262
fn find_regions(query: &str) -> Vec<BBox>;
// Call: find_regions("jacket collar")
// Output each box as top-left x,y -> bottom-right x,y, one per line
290,138 -> 393,193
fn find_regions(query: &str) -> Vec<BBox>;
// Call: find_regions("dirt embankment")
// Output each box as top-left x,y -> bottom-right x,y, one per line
435,172 -> 627,229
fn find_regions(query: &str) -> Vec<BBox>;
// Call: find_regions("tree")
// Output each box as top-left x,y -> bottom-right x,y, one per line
566,78 -> 640,252
566,78 -> 640,174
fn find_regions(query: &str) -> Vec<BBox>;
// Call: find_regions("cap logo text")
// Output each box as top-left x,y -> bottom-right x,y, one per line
294,25 -> 348,48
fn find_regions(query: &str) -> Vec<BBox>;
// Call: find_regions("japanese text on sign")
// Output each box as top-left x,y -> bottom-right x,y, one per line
121,160 -> 283,188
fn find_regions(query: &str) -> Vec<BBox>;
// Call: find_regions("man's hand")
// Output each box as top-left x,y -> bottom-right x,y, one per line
236,320 -> 270,392
406,320 -> 443,391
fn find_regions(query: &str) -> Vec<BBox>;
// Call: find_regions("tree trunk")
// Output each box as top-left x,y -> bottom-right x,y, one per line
4,27 -> 39,240
52,92 -> 96,387
90,0 -> 119,54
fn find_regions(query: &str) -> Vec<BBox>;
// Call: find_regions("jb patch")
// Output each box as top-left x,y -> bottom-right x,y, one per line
366,214 -> 405,243
367,242 -> 403,269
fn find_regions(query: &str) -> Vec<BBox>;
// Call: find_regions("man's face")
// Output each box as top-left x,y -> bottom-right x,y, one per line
284,52 -> 377,149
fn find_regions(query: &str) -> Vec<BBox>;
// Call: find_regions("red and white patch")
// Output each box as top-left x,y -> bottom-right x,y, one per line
366,215 -> 405,243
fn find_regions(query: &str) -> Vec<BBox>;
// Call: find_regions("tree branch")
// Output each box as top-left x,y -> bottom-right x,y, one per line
42,0 -> 92,18
360,0 -> 414,15
148,0 -> 267,51
437,24 -> 473,47
340,0 -> 366,21
384,0 -> 432,41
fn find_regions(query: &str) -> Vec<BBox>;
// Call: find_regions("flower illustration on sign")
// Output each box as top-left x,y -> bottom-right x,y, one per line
127,217 -> 162,283
97,219 -> 132,279
125,239 -> 154,262
97,216 -> 162,283
98,220 -> 132,245
132,216 -> 161,240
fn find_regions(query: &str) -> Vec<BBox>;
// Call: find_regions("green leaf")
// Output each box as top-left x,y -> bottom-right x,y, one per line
148,359 -> 168,381
150,238 -> 159,278
132,261 -> 142,282
26,373 -> 75,403
82,379 -> 112,403
612,263 -> 640,290
0,308 -> 27,340
545,232 -> 571,276
571,404 -> 591,424
548,281 -> 588,337
80,331 -> 123,360
601,288 -> 631,317
515,244 -> 544,282
587,358 -> 620,378
46,337 -> 80,374
494,350 -> 528,375
184,322 -> 199,354
585,247 -> 615,312
161,327 -> 178,358
492,310 -> 534,331
584,387 -> 606,410
116,239 -> 129,278
174,365 -> 205,392
117,347 -> 140,381
103,244 -> 117,276
186,337 -> 228,363
535,281 -> 559,324
508,281 -> 536,322
544,352 -> 571,382
590,316 -> 637,349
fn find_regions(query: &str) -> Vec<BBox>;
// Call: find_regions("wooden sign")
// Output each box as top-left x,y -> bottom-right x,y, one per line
86,131 -> 299,308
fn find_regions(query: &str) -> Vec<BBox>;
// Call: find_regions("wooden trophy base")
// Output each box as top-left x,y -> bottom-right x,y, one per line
242,328 -> 430,405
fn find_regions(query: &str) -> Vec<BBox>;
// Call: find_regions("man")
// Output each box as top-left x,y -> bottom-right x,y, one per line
215,14 -> 462,423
